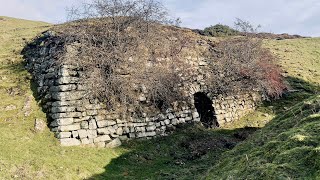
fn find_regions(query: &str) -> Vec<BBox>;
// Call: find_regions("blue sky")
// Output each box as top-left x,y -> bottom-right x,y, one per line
1,0 -> 319,37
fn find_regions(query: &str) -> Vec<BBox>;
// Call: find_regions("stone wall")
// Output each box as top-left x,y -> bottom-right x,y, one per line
24,32 -> 261,148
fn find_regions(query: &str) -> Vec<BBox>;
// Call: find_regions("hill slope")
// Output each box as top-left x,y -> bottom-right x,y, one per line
0,16 -> 319,179
0,17 -> 125,179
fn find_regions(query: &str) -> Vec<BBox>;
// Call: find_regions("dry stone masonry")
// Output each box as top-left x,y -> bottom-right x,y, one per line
24,31 -> 261,148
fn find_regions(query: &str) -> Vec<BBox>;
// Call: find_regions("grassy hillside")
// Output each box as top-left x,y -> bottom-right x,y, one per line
206,95 -> 320,179
0,17 -> 125,179
0,16 -> 319,179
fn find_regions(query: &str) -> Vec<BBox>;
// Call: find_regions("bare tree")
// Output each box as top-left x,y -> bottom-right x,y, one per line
234,18 -> 261,35
54,0 -> 193,111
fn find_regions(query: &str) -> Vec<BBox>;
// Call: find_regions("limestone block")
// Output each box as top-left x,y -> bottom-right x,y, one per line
87,110 -> 98,116
185,117 -> 192,121
49,85 -> 77,92
60,138 -> 81,146
97,128 -> 110,135
88,130 -> 98,139
55,132 -> 72,139
56,77 -> 79,85
116,127 -> 123,135
171,118 -> 178,125
80,121 -> 89,129
146,125 -> 156,131
107,126 -> 116,134
81,138 -> 93,145
89,119 -> 97,130
167,113 -> 175,119
122,127 -> 130,134
78,129 -> 88,138
105,138 -> 122,148
51,106 -> 76,113
192,112 -> 199,118
58,124 -> 81,132
72,131 -> 79,138
97,120 -> 116,128
164,119 -> 170,125
52,91 -> 84,101
94,135 -> 111,143
50,112 -> 82,119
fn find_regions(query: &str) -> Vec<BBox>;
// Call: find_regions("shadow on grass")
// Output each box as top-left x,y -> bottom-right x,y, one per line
88,125 -> 258,180
88,77 -> 319,180
257,76 -> 319,116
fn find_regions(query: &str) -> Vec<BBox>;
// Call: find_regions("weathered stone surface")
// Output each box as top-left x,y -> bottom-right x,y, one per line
58,124 -> 80,132
56,77 -> 79,85
88,130 -> 98,139
49,84 -> 77,92
146,125 -> 156,131
105,138 -> 122,148
97,128 -> 110,135
50,112 -> 82,119
52,91 -> 84,101
89,119 -> 97,130
56,132 -> 72,139
94,135 -> 111,143
34,119 -> 46,132
81,138 -> 93,145
55,118 -> 74,126
51,106 -> 76,113
78,129 -> 88,138
60,138 -> 81,146
4,105 -> 17,111
80,121 -> 89,129
97,120 -> 116,128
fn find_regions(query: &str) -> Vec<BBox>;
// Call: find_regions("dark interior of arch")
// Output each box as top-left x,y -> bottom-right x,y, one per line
194,92 -> 219,128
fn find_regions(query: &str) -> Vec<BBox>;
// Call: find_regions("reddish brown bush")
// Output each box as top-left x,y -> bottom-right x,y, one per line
207,37 -> 286,98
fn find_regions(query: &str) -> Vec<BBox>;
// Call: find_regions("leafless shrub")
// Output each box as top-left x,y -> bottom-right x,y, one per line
54,0 -> 193,111
234,18 -> 261,36
207,37 -> 287,98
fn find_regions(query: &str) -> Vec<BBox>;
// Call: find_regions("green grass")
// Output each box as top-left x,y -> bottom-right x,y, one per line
0,16 -> 319,179
265,38 -> 320,85
205,95 -> 320,179
0,16 -> 125,179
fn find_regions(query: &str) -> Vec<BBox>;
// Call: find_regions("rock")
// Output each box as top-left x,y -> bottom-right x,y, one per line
80,121 -> 89,129
95,142 -> 106,148
55,132 -> 72,139
58,124 -> 81,132
89,119 -> 97,129
97,120 -> 116,128
34,119 -> 46,132
23,95 -> 33,117
78,129 -> 88,138
4,105 -> 17,111
81,138 -> 93,145
105,138 -> 122,148
60,138 -> 81,146
56,118 -> 74,126
87,130 -> 98,139
94,135 -> 111,143
146,125 -> 156,131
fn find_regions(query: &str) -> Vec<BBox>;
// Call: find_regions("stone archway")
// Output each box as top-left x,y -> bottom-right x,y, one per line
193,92 -> 219,128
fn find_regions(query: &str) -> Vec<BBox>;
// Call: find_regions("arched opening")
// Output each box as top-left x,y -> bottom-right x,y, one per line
194,92 -> 219,128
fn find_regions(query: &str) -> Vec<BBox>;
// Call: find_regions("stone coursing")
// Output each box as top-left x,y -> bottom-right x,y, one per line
24,32 -> 261,147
